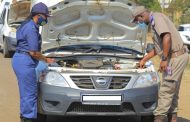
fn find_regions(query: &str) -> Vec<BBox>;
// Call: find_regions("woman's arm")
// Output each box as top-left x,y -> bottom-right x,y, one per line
29,51 -> 54,63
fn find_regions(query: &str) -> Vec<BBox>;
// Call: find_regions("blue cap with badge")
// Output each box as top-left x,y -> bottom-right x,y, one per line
31,2 -> 50,17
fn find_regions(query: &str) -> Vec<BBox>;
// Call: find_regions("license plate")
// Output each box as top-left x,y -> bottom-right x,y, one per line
82,95 -> 122,102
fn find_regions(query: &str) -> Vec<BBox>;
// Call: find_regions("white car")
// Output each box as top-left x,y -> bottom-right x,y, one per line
178,24 -> 190,49
36,1 -> 159,122
0,0 -> 31,57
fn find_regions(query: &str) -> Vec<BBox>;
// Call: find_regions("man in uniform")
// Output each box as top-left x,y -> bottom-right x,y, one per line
131,6 -> 189,122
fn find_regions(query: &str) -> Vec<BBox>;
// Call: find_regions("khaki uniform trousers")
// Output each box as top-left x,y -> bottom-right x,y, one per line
153,53 -> 189,116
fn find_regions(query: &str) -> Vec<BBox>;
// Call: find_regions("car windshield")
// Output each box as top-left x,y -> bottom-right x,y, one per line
43,44 -> 143,58
178,26 -> 190,31
8,1 -> 31,25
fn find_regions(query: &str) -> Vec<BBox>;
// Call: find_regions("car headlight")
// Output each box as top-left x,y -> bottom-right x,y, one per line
133,72 -> 159,88
43,71 -> 69,87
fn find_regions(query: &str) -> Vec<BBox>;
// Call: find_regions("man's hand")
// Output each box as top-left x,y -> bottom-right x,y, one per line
138,49 -> 157,69
139,59 -> 146,68
159,32 -> 171,72
159,60 -> 168,72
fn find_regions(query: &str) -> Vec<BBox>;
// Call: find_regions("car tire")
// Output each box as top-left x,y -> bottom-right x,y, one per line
3,39 -> 11,58
141,115 -> 154,122
37,113 -> 47,122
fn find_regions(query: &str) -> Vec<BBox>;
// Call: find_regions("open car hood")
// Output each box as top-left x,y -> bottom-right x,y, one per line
8,0 -> 31,24
41,0 -> 147,54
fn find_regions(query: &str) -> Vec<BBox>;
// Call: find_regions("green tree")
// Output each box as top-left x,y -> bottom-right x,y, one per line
179,0 -> 190,24
131,0 -> 190,25
131,0 -> 162,12
166,0 -> 190,25
138,0 -> 161,12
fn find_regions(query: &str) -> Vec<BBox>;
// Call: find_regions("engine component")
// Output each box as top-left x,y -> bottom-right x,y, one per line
79,60 -> 103,69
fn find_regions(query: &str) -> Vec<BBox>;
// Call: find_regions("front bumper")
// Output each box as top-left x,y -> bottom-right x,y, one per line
38,83 -> 158,116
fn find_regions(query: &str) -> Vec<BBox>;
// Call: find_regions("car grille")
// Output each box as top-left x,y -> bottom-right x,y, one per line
110,77 -> 131,89
71,76 -> 95,89
70,76 -> 131,89
67,102 -> 135,112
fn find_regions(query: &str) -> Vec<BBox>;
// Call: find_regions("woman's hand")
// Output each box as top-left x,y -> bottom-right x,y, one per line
45,58 -> 55,64
29,51 -> 55,64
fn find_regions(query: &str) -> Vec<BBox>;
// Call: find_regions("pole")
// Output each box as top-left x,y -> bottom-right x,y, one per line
162,0 -> 165,13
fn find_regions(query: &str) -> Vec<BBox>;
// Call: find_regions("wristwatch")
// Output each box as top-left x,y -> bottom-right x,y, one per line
161,55 -> 168,61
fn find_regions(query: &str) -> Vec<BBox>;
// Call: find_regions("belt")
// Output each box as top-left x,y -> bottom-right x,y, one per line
171,48 -> 187,58
16,50 -> 29,55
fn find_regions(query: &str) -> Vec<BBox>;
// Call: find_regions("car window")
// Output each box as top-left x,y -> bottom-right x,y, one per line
0,17 -> 2,24
184,27 -> 190,31
178,26 -> 184,31
0,9 -> 6,24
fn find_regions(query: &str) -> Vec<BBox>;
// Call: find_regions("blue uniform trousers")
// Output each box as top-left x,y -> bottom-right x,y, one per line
12,53 -> 38,119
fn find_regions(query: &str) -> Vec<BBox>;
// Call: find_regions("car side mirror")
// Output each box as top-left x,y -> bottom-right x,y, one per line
146,43 -> 155,53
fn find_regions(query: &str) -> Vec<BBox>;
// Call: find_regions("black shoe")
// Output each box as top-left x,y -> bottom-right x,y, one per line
37,113 -> 47,122
168,113 -> 177,122
20,117 -> 36,122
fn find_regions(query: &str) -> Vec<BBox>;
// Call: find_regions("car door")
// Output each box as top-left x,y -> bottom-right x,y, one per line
0,8 -> 6,46
0,17 -> 3,38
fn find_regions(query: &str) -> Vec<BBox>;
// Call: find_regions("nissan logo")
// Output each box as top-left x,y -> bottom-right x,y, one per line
96,77 -> 107,85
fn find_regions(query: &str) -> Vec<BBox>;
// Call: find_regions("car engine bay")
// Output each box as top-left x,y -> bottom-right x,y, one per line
49,55 -> 140,70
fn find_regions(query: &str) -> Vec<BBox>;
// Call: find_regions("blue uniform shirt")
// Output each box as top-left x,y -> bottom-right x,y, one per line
16,19 -> 42,52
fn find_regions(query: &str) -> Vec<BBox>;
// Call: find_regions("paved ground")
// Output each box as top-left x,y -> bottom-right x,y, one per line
0,53 -> 190,122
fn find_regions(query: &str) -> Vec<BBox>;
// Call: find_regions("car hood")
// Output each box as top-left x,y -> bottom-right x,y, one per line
8,0 -> 31,25
41,0 -> 147,54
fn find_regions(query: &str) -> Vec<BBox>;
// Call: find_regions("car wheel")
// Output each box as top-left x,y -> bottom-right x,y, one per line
37,113 -> 47,122
141,115 -> 154,122
3,39 -> 11,58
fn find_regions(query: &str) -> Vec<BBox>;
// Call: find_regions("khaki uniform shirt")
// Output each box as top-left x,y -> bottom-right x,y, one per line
151,12 -> 184,54
151,12 -> 188,81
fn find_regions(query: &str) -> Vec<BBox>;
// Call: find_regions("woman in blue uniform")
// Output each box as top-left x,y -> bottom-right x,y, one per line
12,2 -> 54,122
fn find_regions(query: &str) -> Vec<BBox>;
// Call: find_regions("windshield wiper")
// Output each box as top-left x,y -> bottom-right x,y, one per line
113,48 -> 137,54
83,46 -> 102,53
82,45 -> 141,55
